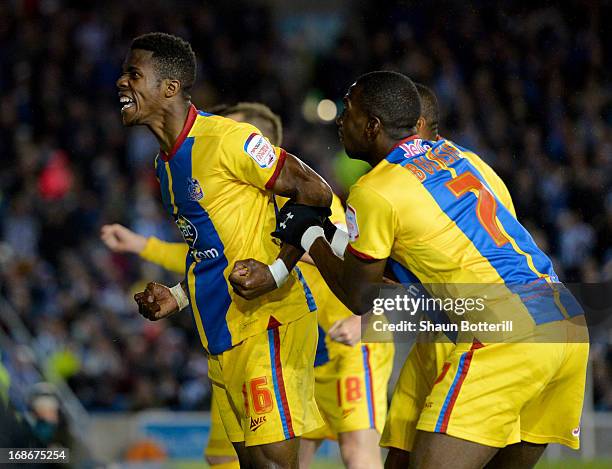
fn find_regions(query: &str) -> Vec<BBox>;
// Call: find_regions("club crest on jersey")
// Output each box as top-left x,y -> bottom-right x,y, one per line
346,204 -> 359,242
187,178 -> 204,201
244,133 -> 276,168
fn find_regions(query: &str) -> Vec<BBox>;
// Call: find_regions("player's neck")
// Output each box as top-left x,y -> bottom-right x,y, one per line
148,102 -> 192,154
368,132 -> 417,166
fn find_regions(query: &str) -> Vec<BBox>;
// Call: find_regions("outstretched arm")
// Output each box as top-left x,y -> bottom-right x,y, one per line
100,223 -> 188,274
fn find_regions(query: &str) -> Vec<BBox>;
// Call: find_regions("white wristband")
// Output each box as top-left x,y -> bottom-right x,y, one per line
330,228 -> 349,257
301,225 -> 325,252
170,283 -> 189,311
268,258 -> 289,287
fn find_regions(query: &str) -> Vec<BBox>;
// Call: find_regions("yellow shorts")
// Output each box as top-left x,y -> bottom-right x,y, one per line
205,386 -> 237,458
208,312 -> 324,447
380,341 -> 455,451
418,322 -> 589,449
304,341 -> 394,440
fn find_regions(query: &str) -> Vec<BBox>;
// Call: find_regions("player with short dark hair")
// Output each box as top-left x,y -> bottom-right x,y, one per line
130,32 -> 196,97
235,70 -> 589,468
414,83 -> 439,141
117,32 -> 332,469
103,99 -> 394,469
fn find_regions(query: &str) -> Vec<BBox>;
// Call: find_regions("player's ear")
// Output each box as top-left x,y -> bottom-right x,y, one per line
416,116 -> 426,136
164,79 -> 181,98
365,115 -> 381,141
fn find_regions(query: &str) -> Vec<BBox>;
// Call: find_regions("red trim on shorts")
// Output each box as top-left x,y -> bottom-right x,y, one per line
434,362 -> 451,385
438,341 -> 482,432
272,327 -> 295,438
265,149 -> 287,190
267,315 -> 282,329
159,104 -> 198,161
364,345 -> 376,427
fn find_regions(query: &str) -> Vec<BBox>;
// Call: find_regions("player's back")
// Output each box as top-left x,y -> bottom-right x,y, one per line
155,106 -> 316,354
348,136 -> 582,333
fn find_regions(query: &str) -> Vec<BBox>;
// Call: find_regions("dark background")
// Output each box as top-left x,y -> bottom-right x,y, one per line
0,0 -> 610,416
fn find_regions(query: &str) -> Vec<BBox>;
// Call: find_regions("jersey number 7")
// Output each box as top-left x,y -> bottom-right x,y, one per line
445,171 -> 509,247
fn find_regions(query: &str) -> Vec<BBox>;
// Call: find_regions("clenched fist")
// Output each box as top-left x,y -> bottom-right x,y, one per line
134,282 -> 179,320
229,258 -> 277,300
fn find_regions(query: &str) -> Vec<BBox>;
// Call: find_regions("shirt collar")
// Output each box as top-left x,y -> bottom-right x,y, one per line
159,104 -> 198,161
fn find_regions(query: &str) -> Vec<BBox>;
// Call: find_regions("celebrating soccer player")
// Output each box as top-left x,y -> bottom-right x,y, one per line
115,32 -> 334,468
234,71 -> 589,469
104,100 -> 394,469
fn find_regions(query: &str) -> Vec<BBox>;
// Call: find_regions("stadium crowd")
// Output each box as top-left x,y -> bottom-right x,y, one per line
0,0 -> 610,413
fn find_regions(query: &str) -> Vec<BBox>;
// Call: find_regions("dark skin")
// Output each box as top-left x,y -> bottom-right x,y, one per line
305,83 -> 407,315
385,92 -> 547,469
117,48 -> 330,469
313,83 -> 548,469
117,49 -> 331,319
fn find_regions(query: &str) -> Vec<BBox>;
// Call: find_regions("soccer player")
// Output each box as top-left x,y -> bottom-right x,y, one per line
103,101 -> 395,469
235,71 -> 589,469
380,82 -> 521,468
115,32 -> 332,468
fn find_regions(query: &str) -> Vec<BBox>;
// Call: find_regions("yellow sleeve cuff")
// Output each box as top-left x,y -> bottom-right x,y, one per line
140,237 -> 189,274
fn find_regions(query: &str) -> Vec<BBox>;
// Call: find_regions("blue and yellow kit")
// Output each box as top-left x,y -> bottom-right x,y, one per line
347,136 -> 588,449
154,104 -> 316,355
154,105 -> 323,445
141,192 -> 394,448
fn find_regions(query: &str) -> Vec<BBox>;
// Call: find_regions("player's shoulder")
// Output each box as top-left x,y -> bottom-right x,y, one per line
189,110 -> 254,139
353,156 -> 417,200
439,138 -> 481,163
443,138 -> 502,179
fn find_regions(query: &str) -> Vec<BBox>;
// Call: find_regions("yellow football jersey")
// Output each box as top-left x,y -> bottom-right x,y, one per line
346,136 -> 582,331
155,105 -> 316,355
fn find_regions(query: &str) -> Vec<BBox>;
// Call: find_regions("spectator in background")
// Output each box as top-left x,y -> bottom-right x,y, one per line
0,0 -> 609,412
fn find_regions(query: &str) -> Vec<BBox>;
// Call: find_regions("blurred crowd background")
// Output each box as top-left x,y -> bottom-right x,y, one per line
0,0 -> 610,434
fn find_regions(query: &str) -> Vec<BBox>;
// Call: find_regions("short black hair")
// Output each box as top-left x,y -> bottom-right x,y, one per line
415,83 -> 439,136
354,71 -> 421,139
131,32 -> 196,97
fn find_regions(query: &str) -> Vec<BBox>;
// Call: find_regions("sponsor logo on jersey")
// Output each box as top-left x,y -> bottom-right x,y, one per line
399,138 -> 432,159
250,415 -> 267,431
572,426 -> 580,437
175,215 -> 220,261
346,204 -> 359,242
176,215 -> 198,246
187,177 -> 204,201
192,247 -> 219,261
342,408 -> 356,419
244,133 -> 276,168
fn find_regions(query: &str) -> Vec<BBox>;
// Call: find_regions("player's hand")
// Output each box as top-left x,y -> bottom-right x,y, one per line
100,224 -> 147,254
271,202 -> 331,249
229,258 -> 277,300
328,315 -> 362,346
134,282 -> 179,320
